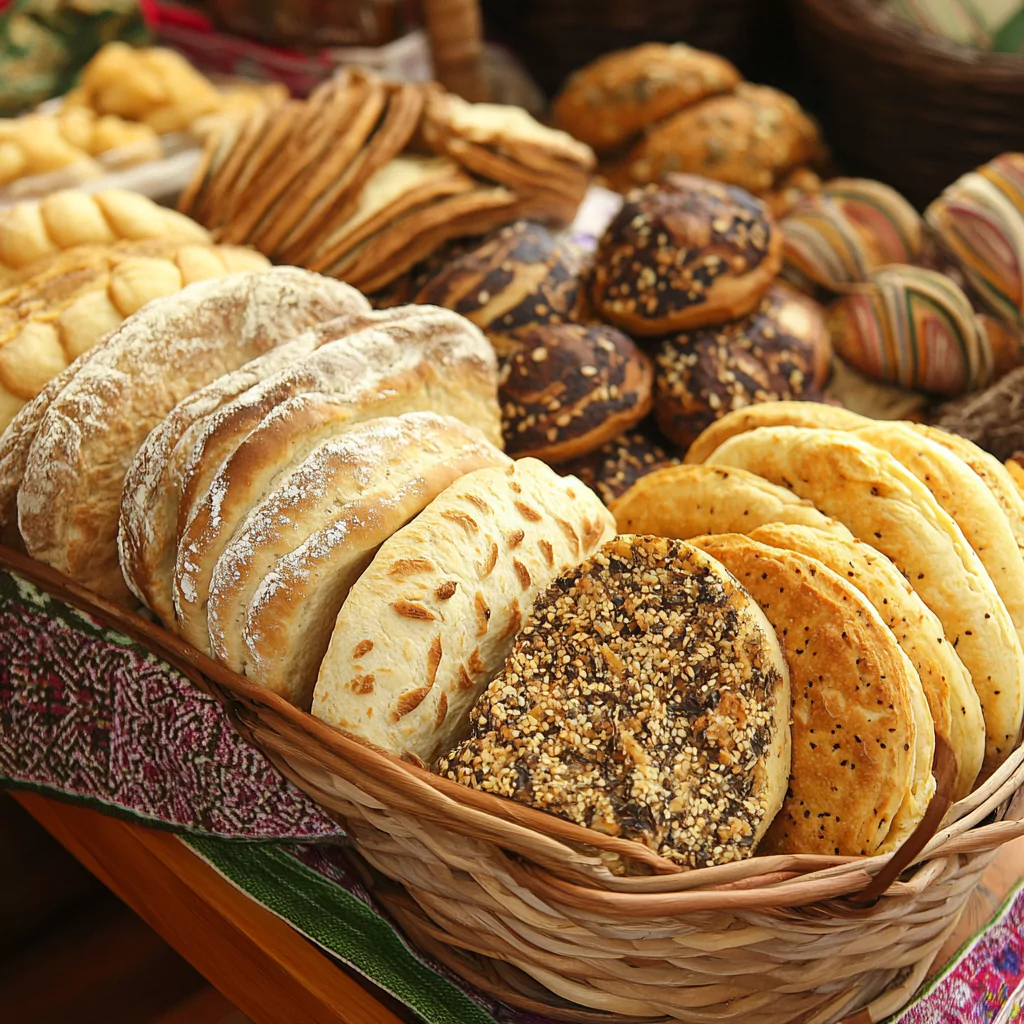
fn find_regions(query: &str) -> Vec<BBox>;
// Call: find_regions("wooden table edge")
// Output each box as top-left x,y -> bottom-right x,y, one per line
12,792 -> 406,1024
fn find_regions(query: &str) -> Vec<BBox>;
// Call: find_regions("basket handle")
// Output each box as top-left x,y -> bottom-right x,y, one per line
422,0 -> 489,101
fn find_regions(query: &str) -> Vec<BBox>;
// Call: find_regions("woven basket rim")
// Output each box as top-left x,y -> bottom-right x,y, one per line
5,542 -> 1024,911
798,0 -> 1024,77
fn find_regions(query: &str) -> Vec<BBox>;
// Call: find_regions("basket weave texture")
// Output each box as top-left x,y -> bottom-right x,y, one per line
790,0 -> 1024,208
6,545 -> 1024,1024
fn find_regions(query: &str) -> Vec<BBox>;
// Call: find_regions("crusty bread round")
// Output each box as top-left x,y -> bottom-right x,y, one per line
173,307 -> 502,653
749,523 -> 981,802
610,463 -> 853,541
16,268 -> 365,603
694,534 -> 928,856
592,175 -> 782,336
208,412 -> 508,707
707,426 -> 1024,769
311,459 -> 614,765
684,400 -> 869,465
438,534 -> 790,870
854,422 -> 1024,653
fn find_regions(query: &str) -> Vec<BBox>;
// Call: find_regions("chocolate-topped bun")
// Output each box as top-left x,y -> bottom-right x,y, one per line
495,321 -> 654,462
437,535 -> 791,872
551,43 -> 741,157
592,175 -> 783,336
782,178 -> 923,294
654,282 -> 831,449
557,419 -> 680,504
414,221 -> 587,334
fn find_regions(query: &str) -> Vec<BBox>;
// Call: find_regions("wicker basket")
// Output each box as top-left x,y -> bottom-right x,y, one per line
789,0 -> 1024,208
7,542 -> 1024,1024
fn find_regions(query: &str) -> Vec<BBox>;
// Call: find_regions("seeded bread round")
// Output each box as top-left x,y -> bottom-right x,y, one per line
654,282 -> 831,449
495,321 -> 653,462
437,534 -> 791,872
591,174 -> 783,336
693,534 -> 929,856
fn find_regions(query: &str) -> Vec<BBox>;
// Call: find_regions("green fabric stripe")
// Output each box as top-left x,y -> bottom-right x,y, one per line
183,834 -> 497,1024
994,8 -> 1024,50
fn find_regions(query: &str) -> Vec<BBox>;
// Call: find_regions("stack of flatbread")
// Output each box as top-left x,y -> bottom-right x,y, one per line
179,70 -> 595,294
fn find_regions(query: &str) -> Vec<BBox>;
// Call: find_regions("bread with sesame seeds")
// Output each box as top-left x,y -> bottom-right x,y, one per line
591,175 -> 783,337
437,534 -> 791,871
748,523 -> 981,802
653,282 -> 831,450
706,426 -> 1024,771
693,534 -> 928,856
311,458 -> 614,764
610,463 -> 854,542
494,321 -> 654,462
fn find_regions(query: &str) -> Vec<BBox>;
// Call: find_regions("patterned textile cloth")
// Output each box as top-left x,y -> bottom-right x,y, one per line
0,561 -> 1021,1024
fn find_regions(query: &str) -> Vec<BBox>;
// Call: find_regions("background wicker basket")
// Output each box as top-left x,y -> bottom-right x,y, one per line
789,0 -> 1024,208
7,545 -> 1024,1024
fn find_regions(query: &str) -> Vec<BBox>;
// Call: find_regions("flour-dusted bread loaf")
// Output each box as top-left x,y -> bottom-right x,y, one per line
0,241 -> 270,431
16,268 -> 365,602
438,535 -> 790,871
694,534 -> 930,856
209,413 -> 509,706
312,459 -> 615,764
0,189 -> 210,285
707,427 -> 1024,770
118,333 -> 334,625
173,306 -> 502,652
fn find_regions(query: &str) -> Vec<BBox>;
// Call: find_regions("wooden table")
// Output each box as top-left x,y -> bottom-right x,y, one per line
15,791 -> 1024,1024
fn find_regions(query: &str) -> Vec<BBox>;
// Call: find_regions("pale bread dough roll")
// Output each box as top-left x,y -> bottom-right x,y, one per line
694,534 -> 928,856
707,427 -> 1024,769
312,459 -> 615,764
208,412 -> 509,706
750,523 -> 982,802
610,463 -> 854,540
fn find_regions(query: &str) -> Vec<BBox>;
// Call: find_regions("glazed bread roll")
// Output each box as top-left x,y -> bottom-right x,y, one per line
0,241 -> 270,430
438,535 -> 791,870
15,268 -> 366,602
707,427 -> 1024,769
172,306 -> 502,652
312,459 -> 614,764
208,413 -> 509,706
0,189 -> 209,285
694,534 -> 930,856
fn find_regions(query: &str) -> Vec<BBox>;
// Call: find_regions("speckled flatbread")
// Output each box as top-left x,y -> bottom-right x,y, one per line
707,426 -> 1024,770
694,534 -> 927,856
438,534 -> 791,871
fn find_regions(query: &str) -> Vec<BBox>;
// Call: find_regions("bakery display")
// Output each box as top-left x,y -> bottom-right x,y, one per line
592,174 -> 783,336
551,44 -> 742,157
438,534 -> 791,868
926,153 -> 1024,330
556,420 -> 680,505
313,459 -> 614,762
10,267 -> 365,602
179,70 -> 594,293
827,265 -> 994,396
693,534 -> 932,856
654,281 -> 831,449
494,321 -> 653,462
781,178 -> 924,293
0,189 -> 211,286
0,240 -> 269,430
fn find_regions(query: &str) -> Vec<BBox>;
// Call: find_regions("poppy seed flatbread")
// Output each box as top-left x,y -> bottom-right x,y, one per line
684,401 -> 869,465
438,535 -> 790,871
610,463 -> 854,542
750,523 -> 981,802
707,427 -> 1024,769
207,413 -> 508,707
311,459 -> 615,764
694,534 -> 925,856
855,422 -> 1024,653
